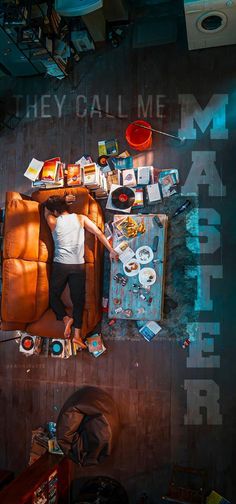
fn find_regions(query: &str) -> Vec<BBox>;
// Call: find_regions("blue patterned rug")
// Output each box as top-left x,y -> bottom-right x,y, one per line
98,194 -> 199,342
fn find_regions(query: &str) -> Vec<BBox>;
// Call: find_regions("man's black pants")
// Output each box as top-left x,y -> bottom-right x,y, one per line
49,262 -> 86,329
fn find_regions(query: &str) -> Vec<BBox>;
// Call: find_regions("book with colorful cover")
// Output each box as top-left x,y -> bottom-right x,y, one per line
56,162 -> 65,183
86,333 -> 106,358
98,139 -> 119,156
132,187 -> 144,208
110,156 -> 133,170
146,183 -> 161,203
83,163 -> 98,185
114,240 -> 135,264
118,150 -> 131,158
136,166 -> 150,185
93,344 -> 106,358
41,157 -> 60,183
106,171 -> 121,191
158,169 -> 179,198
122,168 -> 137,187
32,161 -> 64,188
75,155 -> 93,166
67,164 -> 82,186
139,321 -> 162,342
86,333 -> 103,353
24,158 -> 44,181
112,215 -> 139,239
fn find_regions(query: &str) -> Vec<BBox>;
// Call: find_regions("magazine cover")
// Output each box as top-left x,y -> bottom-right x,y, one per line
24,158 -> 44,181
41,157 -> 60,182
112,215 -> 139,239
67,163 -> 81,186
98,139 -> 119,156
83,162 -> 97,184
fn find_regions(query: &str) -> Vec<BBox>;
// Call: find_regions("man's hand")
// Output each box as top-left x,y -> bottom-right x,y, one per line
109,249 -> 119,261
65,194 -> 76,204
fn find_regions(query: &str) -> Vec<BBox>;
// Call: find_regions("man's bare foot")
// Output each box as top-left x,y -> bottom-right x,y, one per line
73,328 -> 87,349
63,316 -> 74,338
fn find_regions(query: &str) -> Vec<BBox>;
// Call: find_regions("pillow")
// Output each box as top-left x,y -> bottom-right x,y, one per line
3,199 -> 40,261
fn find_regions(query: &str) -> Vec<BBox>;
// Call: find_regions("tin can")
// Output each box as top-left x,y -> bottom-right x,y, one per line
182,338 -> 190,349
115,306 -> 123,314
137,307 -> 145,314
113,298 -> 121,305
108,318 -> 117,326
102,297 -> 109,312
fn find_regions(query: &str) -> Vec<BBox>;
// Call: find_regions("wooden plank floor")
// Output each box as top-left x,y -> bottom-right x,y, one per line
0,24 -> 236,503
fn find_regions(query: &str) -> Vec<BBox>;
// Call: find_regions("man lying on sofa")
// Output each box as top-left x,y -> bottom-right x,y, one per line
44,194 -> 118,349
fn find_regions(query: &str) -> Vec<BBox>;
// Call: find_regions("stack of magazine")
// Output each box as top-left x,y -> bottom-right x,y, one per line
83,162 -> 108,198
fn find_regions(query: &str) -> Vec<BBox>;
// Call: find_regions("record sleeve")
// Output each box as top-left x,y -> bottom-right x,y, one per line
111,186 -> 135,209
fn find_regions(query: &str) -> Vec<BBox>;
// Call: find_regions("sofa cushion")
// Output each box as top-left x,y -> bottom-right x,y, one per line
2,259 -> 38,322
1,259 -> 49,323
35,262 -> 50,320
3,199 -> 40,261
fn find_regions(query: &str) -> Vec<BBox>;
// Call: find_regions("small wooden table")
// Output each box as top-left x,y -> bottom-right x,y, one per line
108,214 -> 168,322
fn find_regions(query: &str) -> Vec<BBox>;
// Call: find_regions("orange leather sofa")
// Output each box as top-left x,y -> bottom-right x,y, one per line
0,187 -> 104,338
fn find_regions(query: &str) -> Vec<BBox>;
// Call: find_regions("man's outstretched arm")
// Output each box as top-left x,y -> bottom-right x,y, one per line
82,215 -> 118,261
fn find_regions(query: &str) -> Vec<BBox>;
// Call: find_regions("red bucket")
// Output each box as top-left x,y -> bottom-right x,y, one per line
125,120 -> 152,151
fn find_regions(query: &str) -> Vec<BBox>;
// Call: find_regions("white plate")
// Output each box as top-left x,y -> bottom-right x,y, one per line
123,259 -> 141,277
139,267 -> 156,286
136,246 -> 153,264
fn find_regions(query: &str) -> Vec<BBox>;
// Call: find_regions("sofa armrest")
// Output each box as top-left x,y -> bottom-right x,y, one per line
5,192 -> 31,205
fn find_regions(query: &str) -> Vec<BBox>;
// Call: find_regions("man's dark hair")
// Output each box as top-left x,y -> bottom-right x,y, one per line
45,195 -> 69,215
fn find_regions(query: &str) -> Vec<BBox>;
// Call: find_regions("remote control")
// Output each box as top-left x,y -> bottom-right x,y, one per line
153,215 -> 163,228
152,235 -> 159,252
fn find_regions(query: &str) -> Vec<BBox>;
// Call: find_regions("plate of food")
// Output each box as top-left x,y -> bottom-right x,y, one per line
139,267 -> 156,286
123,259 -> 140,276
136,246 -> 153,264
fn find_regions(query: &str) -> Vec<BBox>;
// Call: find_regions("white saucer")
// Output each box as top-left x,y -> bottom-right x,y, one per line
123,259 -> 140,277
136,246 -> 153,264
139,267 -> 156,286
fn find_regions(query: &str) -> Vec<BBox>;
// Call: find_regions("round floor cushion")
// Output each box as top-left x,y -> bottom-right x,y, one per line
56,386 -> 120,466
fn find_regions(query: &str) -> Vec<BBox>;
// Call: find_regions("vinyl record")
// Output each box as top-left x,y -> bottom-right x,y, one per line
22,336 -> 34,351
111,186 -> 135,209
51,341 -> 63,356
97,155 -> 109,167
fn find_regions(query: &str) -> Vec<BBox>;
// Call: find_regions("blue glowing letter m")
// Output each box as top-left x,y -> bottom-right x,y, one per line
178,94 -> 228,140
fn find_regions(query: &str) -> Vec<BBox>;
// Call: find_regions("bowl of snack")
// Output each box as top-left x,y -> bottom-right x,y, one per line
139,267 -> 156,286
136,246 -> 153,264
123,259 -> 140,277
